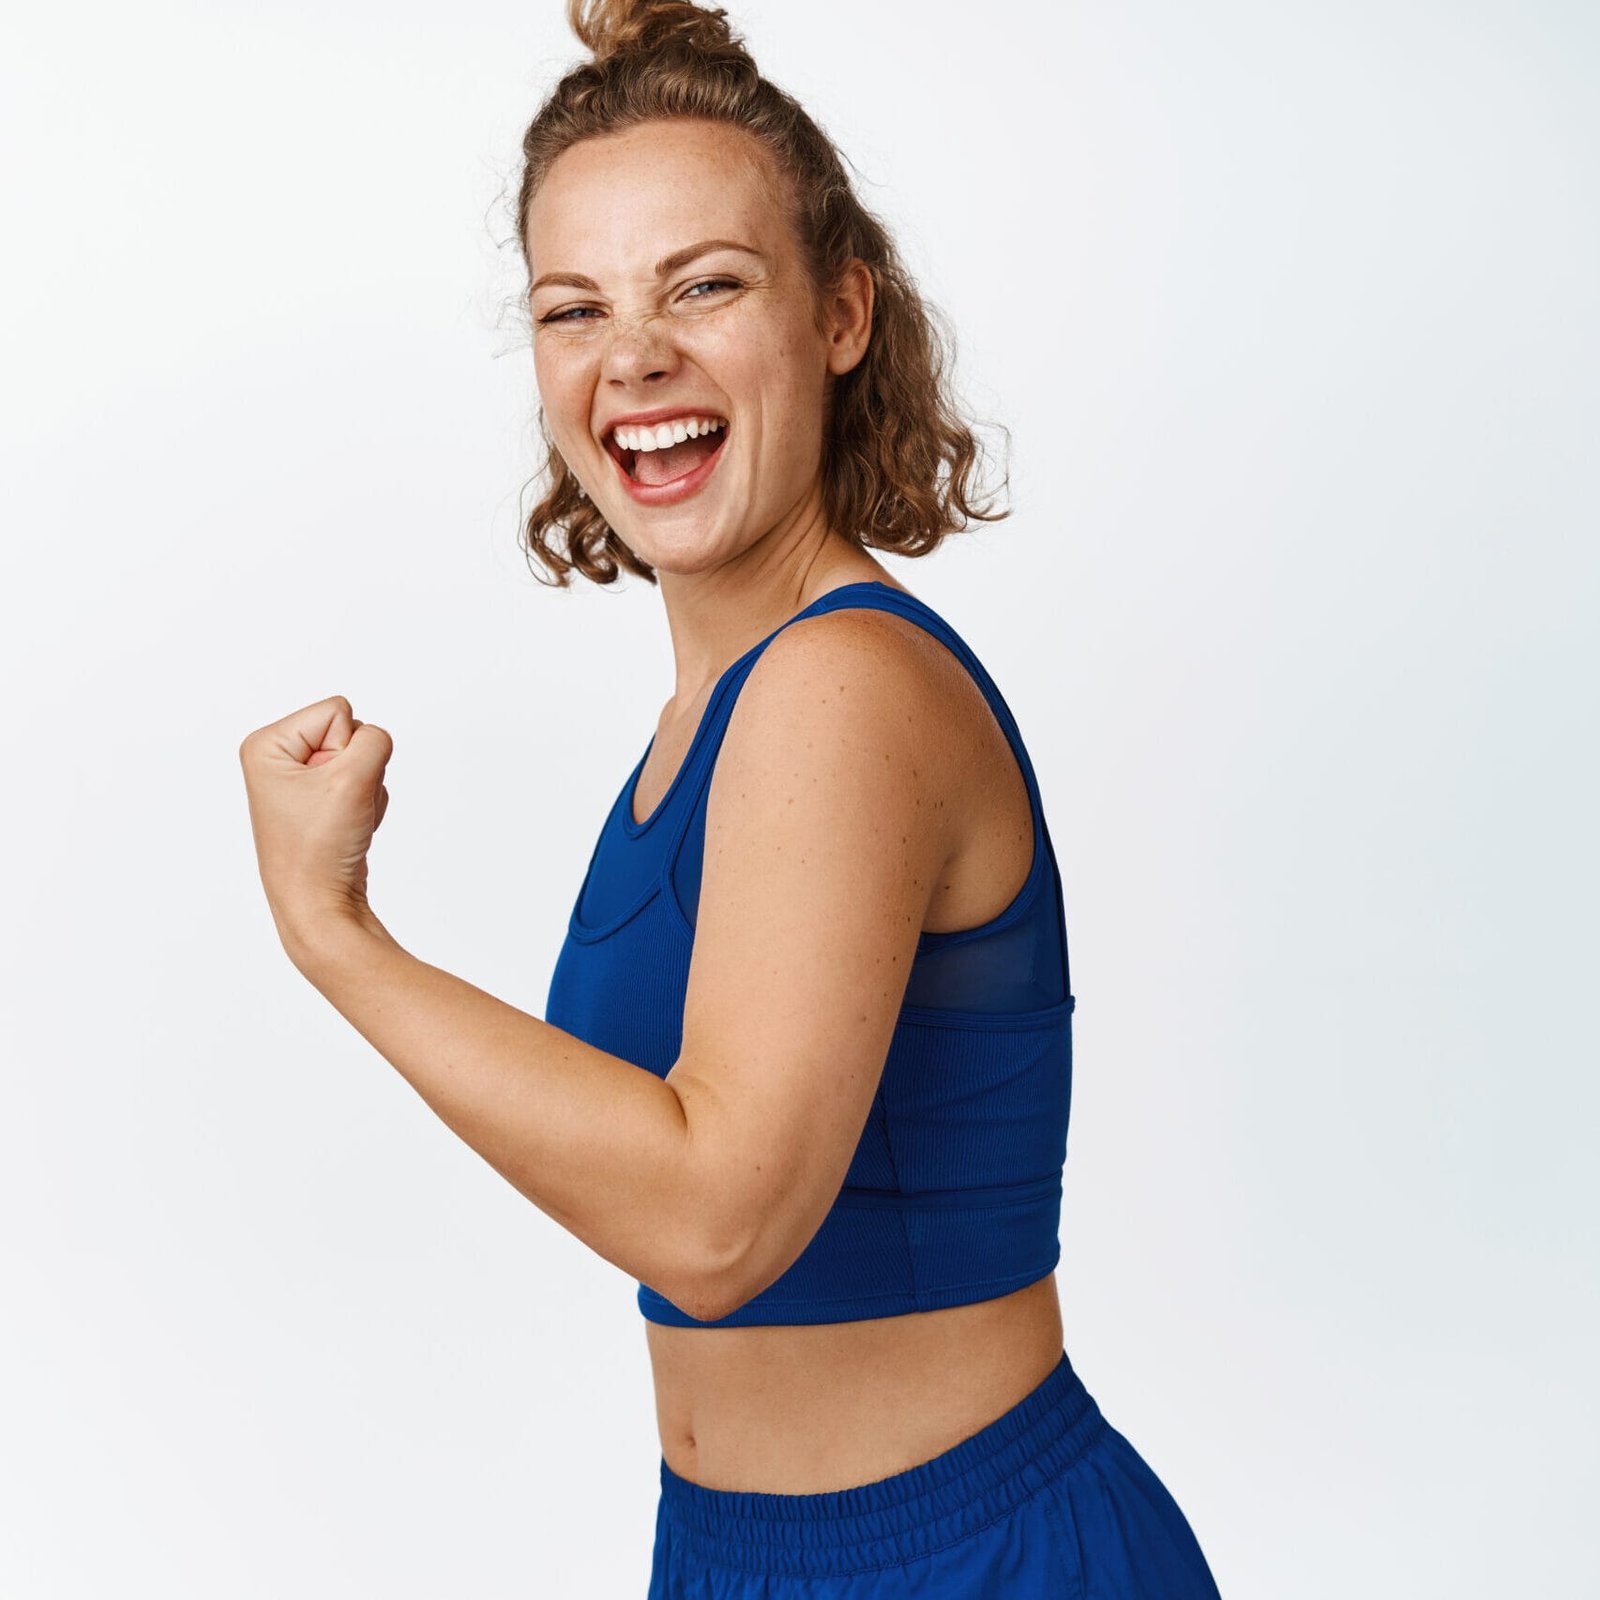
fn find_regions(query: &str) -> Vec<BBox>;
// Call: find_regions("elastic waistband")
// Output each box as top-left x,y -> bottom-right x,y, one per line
656,1350 -> 1106,1578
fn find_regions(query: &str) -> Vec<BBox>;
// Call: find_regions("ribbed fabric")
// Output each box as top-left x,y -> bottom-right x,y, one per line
543,582 -> 1077,1328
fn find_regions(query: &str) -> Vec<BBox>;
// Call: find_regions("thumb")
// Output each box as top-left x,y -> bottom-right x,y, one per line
345,720 -> 388,761
342,720 -> 394,779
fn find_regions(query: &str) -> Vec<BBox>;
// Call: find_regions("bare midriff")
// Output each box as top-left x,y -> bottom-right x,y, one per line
645,1272 -> 1065,1493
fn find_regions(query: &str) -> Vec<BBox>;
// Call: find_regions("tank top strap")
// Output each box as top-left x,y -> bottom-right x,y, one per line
660,581 -> 1069,999
801,584 -> 1049,817
672,581 -> 1042,804
655,583 -> 878,828
664,584 -> 928,822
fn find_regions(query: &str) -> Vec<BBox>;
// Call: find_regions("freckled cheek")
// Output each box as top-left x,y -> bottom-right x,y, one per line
683,319 -> 757,379
691,322 -> 804,423
532,351 -> 593,457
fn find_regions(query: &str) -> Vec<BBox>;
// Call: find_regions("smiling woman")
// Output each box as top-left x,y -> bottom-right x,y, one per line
495,5 -> 1232,1597
496,3 -> 1229,1597
242,0 -> 1229,1595
513,8 -> 1008,587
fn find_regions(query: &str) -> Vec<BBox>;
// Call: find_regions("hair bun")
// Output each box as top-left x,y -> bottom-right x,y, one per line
568,0 -> 742,67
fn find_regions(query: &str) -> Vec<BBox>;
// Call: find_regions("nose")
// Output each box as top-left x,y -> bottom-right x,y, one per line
599,309 -> 682,390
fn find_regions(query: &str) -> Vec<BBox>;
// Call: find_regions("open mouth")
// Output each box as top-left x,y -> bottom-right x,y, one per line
605,415 -> 729,488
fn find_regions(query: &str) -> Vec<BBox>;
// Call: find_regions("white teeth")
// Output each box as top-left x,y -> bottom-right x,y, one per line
611,416 -> 725,452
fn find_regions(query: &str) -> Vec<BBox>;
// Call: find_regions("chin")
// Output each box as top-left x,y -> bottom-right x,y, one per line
617,531 -> 732,582
612,523 -> 735,579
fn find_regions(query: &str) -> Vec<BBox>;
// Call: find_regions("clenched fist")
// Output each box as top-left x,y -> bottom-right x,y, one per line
239,694 -> 393,951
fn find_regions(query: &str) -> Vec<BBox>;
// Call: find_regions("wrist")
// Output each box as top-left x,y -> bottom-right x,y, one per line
275,892 -> 394,972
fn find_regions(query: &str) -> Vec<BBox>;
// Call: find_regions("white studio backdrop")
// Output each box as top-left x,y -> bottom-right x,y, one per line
3,2 -> 1596,1595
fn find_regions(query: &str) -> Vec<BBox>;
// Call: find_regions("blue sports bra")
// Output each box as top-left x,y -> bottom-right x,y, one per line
543,581 -> 1076,1327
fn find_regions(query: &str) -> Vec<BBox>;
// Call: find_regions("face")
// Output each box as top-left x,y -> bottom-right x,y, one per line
525,118 -> 871,577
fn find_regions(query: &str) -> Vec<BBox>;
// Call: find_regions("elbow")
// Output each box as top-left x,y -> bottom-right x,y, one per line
662,1214 -> 761,1325
656,1087 -> 765,1321
655,1076 -> 789,1322
667,1276 -> 747,1326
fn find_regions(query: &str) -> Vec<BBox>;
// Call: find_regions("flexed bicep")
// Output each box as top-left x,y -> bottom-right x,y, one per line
664,610 -> 963,1321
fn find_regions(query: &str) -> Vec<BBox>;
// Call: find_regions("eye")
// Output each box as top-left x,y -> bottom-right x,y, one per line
682,277 -> 739,302
537,278 -> 739,326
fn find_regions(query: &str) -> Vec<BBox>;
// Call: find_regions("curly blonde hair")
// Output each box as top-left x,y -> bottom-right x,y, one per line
514,0 -> 1009,587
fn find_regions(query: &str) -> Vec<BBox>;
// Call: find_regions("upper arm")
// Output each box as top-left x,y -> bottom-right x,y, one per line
663,609 -> 962,1320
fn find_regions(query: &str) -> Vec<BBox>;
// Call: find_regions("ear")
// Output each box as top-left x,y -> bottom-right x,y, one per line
824,258 -> 874,378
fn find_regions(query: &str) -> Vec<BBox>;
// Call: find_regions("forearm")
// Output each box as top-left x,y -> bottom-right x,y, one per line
282,909 -> 711,1305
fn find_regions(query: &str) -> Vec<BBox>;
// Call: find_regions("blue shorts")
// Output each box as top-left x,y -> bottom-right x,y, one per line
647,1350 -> 1221,1598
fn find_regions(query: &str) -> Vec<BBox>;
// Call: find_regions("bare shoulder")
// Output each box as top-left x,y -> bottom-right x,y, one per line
729,598 -> 1036,944
722,600 -> 1005,827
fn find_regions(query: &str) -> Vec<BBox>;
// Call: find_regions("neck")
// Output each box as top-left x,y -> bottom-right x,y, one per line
655,511 -> 887,709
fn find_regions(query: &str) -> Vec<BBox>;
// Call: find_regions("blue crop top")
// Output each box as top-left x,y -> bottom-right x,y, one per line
543,581 -> 1076,1327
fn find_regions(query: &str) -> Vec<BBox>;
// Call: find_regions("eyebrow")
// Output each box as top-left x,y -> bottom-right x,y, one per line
530,238 -> 765,295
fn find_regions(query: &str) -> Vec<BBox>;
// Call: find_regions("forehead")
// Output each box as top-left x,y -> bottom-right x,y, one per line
526,119 -> 787,278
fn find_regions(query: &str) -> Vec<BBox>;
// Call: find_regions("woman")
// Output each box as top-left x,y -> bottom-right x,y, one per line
239,1 -> 1225,1594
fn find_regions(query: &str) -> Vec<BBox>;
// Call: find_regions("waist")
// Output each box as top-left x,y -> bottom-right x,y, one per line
646,1273 -> 1065,1494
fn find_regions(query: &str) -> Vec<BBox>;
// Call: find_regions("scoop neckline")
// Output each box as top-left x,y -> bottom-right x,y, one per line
622,580 -> 897,835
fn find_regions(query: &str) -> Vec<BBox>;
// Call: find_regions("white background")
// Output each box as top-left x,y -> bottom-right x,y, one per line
3,2 -> 1596,1595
